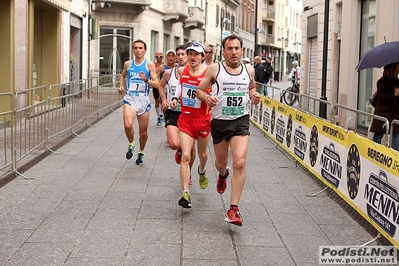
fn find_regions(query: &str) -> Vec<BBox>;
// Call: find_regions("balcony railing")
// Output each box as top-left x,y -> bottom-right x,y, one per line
262,7 -> 275,21
163,0 -> 189,22
221,0 -> 240,9
184,6 -> 205,29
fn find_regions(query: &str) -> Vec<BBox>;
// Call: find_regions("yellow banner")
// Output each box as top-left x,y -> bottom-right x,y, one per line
251,95 -> 399,248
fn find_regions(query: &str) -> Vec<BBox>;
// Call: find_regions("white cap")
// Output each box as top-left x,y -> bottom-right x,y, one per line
185,42 -> 205,54
165,49 -> 176,56
243,57 -> 250,63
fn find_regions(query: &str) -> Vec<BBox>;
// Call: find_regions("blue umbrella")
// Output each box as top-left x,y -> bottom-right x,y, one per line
356,41 -> 399,71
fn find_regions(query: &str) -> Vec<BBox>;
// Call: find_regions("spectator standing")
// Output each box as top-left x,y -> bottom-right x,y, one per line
370,62 -> 399,151
254,56 -> 266,84
264,56 -> 274,86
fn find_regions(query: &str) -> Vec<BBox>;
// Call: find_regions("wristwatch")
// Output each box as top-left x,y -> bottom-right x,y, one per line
144,78 -> 148,83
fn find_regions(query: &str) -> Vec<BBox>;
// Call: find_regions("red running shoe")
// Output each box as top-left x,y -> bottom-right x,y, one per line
189,175 -> 193,185
225,206 -> 243,226
175,149 -> 182,164
216,166 -> 230,194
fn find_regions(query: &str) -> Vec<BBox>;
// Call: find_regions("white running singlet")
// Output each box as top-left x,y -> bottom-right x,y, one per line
166,67 -> 181,111
211,62 -> 251,120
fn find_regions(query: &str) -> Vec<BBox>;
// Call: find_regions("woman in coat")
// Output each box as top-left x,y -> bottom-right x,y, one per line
370,62 -> 399,151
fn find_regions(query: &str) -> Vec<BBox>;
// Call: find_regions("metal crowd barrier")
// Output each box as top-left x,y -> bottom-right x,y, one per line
0,75 -> 123,179
0,93 -> 13,173
255,80 -> 395,149
390,119 -> 399,149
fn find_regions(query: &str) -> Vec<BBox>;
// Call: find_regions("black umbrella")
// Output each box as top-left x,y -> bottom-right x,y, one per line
356,41 -> 399,71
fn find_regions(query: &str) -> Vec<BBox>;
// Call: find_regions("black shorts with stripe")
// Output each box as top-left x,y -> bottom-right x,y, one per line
210,115 -> 250,144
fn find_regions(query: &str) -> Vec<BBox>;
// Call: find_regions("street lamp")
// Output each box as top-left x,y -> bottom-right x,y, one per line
277,37 -> 288,82
220,17 -> 231,60
293,42 -> 301,60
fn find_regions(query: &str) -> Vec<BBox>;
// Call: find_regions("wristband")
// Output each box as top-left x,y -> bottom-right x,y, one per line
171,97 -> 178,102
144,78 -> 148,83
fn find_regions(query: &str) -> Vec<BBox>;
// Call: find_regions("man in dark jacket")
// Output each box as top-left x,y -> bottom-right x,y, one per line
264,56 -> 274,85
254,56 -> 266,84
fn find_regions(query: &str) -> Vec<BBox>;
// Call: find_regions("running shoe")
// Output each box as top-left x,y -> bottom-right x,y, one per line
135,152 -> 145,165
225,206 -> 243,226
126,143 -> 136,160
178,191 -> 191,208
175,149 -> 182,164
160,115 -> 164,124
198,166 -> 208,189
189,175 -> 192,185
217,166 -> 230,194
157,117 -> 162,126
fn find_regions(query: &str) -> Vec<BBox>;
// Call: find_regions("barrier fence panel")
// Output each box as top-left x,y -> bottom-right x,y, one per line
96,74 -> 123,115
250,93 -> 399,248
335,104 -> 390,146
390,119 -> 399,149
48,82 -> 75,140
299,94 -> 335,123
0,75 -> 123,179
14,86 -> 48,165
0,93 -> 13,174
255,82 -> 282,102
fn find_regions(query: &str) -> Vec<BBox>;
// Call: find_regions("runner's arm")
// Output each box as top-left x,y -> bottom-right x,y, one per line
159,69 -> 171,109
118,61 -> 129,94
246,64 -> 261,105
197,63 -> 218,107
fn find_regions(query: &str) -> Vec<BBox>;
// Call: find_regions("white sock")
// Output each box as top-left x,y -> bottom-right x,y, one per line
156,106 -> 161,117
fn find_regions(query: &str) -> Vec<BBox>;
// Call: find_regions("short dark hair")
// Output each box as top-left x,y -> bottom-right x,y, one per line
221,34 -> 243,49
175,44 -> 186,52
133,39 -> 147,50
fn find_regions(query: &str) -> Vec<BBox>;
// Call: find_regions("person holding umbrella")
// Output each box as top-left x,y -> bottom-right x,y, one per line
369,62 -> 399,151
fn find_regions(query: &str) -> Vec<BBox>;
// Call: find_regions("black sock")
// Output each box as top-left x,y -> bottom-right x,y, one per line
219,170 -> 229,179
230,205 -> 238,209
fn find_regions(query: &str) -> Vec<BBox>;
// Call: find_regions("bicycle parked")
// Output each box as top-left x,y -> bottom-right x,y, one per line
281,77 -> 300,106
281,61 -> 301,106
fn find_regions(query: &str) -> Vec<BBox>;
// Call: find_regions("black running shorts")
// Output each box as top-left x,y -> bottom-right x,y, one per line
211,115 -> 250,144
165,109 -> 181,128
152,88 -> 160,99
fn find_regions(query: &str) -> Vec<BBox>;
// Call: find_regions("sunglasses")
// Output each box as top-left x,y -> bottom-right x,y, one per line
155,56 -> 163,58
205,51 -> 212,54
187,42 -> 204,49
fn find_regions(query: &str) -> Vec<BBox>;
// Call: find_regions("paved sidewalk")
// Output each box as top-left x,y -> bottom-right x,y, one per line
0,106 -> 379,265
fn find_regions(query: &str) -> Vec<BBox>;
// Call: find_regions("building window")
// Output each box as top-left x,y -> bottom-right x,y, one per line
268,25 -> 273,35
216,4 -> 219,27
358,0 -> 376,128
163,34 -> 170,54
174,36 -> 180,48
151,31 -> 159,59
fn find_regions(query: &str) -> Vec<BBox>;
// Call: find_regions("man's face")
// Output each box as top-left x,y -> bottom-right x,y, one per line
133,42 -> 146,58
165,52 -> 176,65
266,58 -> 272,64
176,49 -> 188,67
222,39 -> 242,65
204,47 -> 213,60
155,52 -> 163,64
187,50 -> 203,68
